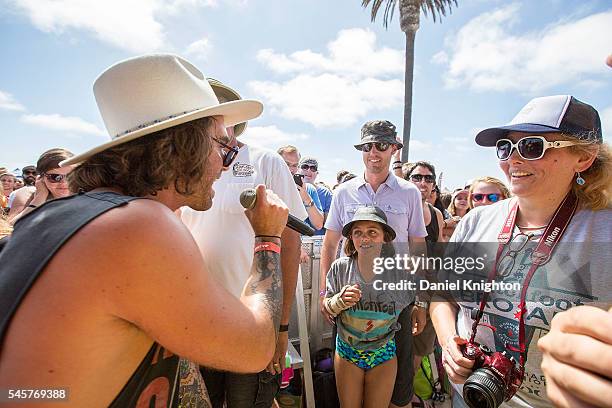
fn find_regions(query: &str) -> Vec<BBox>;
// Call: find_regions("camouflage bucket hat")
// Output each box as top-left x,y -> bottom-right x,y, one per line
354,120 -> 403,150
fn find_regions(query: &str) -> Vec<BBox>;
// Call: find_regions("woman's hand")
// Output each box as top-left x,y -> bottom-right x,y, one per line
340,283 -> 361,307
442,334 -> 475,384
538,306 -> 612,408
411,304 -> 427,335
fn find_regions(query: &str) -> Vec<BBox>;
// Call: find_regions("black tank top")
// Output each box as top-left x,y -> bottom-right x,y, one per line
0,191 -> 209,407
425,203 -> 440,244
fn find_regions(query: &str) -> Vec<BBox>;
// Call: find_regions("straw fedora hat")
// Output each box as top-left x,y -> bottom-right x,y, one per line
62,54 -> 263,166
207,78 -> 247,137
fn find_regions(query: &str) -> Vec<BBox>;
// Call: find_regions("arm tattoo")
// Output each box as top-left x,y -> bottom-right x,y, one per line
246,250 -> 283,334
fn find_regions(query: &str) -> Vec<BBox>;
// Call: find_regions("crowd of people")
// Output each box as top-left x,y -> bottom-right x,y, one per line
0,53 -> 610,408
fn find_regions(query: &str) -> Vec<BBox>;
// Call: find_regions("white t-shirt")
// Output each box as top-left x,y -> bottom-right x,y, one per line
448,199 -> 612,408
181,144 -> 307,298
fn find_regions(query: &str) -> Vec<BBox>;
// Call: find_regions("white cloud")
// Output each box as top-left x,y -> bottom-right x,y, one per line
185,38 -> 212,59
256,28 -> 403,78
0,90 -> 26,111
434,5 -> 612,93
21,113 -> 105,137
9,0 -> 217,53
240,125 -> 309,150
601,106 -> 612,137
250,74 -> 403,128
250,28 -> 405,128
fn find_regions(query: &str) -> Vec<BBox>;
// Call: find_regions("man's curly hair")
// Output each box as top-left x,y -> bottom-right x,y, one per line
68,117 -> 216,197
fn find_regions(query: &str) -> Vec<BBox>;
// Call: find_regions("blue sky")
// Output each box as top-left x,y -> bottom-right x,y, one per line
1,0 -> 611,190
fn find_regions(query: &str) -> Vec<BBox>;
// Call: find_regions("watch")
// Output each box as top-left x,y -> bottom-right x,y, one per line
304,200 -> 314,208
414,300 -> 429,309
279,324 -> 289,332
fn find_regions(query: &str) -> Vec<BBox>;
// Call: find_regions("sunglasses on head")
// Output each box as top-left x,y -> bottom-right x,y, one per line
212,137 -> 239,167
360,142 -> 391,152
44,173 -> 67,183
410,174 -> 435,183
496,135 -> 581,161
300,164 -> 318,172
471,193 -> 501,203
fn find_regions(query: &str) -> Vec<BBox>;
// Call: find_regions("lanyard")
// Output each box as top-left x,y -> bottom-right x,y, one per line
469,191 -> 578,371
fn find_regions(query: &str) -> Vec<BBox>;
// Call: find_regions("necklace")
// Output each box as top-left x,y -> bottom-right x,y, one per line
516,224 -> 548,230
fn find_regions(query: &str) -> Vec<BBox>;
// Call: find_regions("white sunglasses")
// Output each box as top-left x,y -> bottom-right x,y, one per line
496,135 -> 581,161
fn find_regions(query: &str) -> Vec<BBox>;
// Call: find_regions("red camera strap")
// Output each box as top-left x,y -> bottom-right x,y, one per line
469,191 -> 578,371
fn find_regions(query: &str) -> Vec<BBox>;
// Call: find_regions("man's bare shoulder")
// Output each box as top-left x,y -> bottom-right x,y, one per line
10,186 -> 35,204
66,198 -> 195,273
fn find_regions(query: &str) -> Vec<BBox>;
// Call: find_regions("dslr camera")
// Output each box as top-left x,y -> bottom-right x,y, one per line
460,341 -> 523,408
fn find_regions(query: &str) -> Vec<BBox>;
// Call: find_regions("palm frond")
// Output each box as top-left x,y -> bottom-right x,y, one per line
421,0 -> 458,23
361,0 -> 398,28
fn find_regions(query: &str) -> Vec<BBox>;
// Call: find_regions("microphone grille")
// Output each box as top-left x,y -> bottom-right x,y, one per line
239,188 -> 257,209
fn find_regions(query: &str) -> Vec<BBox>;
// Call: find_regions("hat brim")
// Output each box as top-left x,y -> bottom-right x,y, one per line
208,81 -> 248,137
341,217 -> 396,240
475,123 -> 561,147
61,99 -> 262,166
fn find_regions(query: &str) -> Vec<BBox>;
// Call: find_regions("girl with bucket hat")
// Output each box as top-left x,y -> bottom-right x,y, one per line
323,206 -> 417,407
430,95 -> 612,408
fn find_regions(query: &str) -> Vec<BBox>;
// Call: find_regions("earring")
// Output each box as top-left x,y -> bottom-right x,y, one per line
576,172 -> 586,186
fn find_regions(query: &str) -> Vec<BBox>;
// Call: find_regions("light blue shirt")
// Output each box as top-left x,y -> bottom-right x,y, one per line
325,173 -> 427,244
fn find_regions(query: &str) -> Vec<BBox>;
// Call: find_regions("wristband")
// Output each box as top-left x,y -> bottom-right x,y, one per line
414,300 -> 429,310
392,160 -> 402,164
319,289 -> 327,297
279,324 -> 289,332
255,235 -> 281,240
254,242 -> 281,254
27,204 -> 37,208
392,165 -> 402,170
304,200 -> 314,208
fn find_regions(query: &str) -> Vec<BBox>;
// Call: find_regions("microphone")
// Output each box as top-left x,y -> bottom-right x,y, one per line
240,188 -> 315,236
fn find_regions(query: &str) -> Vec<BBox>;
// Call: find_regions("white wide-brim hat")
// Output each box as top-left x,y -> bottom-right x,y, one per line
61,54 -> 263,166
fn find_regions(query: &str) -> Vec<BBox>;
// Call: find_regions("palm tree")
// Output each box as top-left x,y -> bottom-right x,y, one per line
362,0 -> 457,162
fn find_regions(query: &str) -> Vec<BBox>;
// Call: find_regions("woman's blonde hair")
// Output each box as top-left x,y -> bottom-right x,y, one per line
568,138 -> 611,211
468,176 -> 511,208
0,214 -> 11,238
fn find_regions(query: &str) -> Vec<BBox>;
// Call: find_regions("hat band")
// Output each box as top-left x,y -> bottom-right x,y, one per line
115,107 -> 200,138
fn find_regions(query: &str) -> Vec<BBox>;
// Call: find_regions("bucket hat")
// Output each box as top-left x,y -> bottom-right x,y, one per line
354,120 -> 403,150
341,206 -> 396,240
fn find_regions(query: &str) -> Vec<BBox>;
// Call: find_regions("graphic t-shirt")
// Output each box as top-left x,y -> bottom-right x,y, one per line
325,256 -> 415,351
181,144 -> 307,297
448,200 -> 612,408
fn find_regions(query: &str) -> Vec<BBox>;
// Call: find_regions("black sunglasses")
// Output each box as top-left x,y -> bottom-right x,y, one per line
360,142 -> 391,152
410,174 -> 435,183
300,164 -> 318,172
471,193 -> 501,203
212,137 -> 239,167
496,136 -> 580,161
43,173 -> 67,183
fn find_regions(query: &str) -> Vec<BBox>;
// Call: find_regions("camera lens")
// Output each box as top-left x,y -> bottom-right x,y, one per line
463,368 -> 506,408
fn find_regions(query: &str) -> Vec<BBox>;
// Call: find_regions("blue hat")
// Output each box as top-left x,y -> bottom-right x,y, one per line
475,95 -> 602,147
